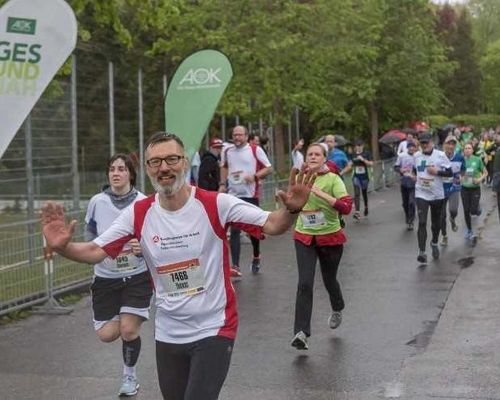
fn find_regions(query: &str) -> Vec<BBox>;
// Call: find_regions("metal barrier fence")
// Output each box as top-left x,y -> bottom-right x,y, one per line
0,163 -> 397,317
0,209 -> 91,317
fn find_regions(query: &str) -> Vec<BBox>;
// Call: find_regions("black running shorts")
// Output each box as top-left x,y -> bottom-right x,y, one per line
91,270 -> 153,324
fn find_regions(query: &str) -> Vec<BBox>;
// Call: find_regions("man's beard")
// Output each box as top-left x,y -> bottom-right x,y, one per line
150,169 -> 186,197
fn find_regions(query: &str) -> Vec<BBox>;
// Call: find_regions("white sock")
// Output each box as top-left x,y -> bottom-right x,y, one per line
123,365 -> 136,378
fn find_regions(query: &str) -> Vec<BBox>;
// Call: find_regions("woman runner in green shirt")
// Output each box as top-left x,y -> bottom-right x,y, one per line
291,143 -> 353,350
461,142 -> 488,242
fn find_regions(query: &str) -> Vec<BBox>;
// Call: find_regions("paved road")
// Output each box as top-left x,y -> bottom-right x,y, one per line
0,186 -> 495,399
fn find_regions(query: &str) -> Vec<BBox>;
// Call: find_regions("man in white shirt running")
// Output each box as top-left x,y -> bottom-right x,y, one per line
414,132 -> 453,264
219,125 -> 273,276
41,132 -> 314,400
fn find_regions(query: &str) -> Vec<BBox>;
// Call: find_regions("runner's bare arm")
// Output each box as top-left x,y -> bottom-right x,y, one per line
41,202 -> 107,264
255,166 -> 273,180
474,166 -> 488,184
219,164 -> 228,193
264,168 -> 315,235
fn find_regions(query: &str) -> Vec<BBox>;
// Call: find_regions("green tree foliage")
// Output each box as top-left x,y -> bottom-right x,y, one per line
436,5 -> 481,115
0,0 -> 455,167
468,0 -> 500,55
349,0 -> 450,159
480,39 -> 500,113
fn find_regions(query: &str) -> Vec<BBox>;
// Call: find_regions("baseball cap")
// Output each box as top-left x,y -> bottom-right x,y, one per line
444,135 -> 458,144
209,138 -> 223,148
419,132 -> 433,143
406,140 -> 417,148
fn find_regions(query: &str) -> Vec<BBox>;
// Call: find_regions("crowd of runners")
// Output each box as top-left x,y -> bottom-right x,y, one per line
40,125 -> 500,399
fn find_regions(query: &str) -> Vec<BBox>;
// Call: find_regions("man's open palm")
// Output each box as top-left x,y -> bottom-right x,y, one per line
41,202 -> 77,251
277,168 -> 316,212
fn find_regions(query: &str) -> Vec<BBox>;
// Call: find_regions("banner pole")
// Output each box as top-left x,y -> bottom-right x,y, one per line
108,61 -> 115,156
295,106 -> 300,141
25,115 -> 35,267
138,68 -> 145,192
163,74 -> 168,128
71,54 -> 80,211
221,115 -> 226,141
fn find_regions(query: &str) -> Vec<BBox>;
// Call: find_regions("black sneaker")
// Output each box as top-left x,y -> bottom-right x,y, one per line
251,257 -> 261,274
417,252 -> 427,264
291,331 -> 308,350
407,222 -> 414,231
450,217 -> 458,232
364,208 -> 369,217
471,234 -> 478,247
431,242 -> 440,260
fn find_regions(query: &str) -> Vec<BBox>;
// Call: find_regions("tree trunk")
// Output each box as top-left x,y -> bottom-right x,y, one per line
273,99 -> 286,173
368,102 -> 380,161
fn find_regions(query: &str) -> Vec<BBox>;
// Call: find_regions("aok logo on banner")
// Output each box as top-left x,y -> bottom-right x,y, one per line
0,16 -> 42,96
178,67 -> 222,90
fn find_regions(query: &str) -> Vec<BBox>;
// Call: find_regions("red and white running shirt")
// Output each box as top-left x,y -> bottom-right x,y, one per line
94,187 -> 270,344
221,143 -> 271,198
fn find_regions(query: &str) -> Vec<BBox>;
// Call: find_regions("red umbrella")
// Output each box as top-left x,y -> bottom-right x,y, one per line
410,121 -> 429,131
379,129 -> 406,144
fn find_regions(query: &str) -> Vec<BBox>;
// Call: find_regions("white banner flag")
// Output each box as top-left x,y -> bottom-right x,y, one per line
0,0 -> 77,158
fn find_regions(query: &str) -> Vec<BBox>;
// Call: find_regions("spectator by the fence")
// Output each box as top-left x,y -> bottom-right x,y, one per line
198,138 -> 224,192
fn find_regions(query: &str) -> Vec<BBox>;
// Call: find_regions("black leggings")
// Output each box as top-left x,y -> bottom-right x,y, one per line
354,185 -> 368,212
400,185 -> 416,224
156,336 -> 234,400
416,198 -> 444,252
230,197 -> 260,265
461,187 -> 481,230
294,240 -> 344,337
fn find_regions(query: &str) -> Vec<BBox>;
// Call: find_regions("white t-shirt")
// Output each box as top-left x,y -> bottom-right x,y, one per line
94,187 -> 270,344
186,151 -> 201,184
398,140 -> 408,154
414,149 -> 450,201
85,191 -> 147,279
221,143 -> 271,198
292,149 -> 304,170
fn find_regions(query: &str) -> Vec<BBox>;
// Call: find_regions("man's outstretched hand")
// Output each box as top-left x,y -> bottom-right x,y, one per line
276,167 -> 316,213
40,202 -> 77,251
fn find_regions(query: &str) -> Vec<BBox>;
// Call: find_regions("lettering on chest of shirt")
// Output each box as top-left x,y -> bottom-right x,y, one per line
151,231 -> 201,251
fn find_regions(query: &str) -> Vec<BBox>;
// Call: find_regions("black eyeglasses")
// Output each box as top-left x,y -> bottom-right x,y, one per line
146,155 -> 184,168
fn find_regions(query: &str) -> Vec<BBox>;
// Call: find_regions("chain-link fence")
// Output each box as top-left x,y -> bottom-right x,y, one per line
0,209 -> 90,316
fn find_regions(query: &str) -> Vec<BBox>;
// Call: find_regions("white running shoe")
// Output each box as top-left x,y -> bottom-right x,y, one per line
118,375 -> 139,397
